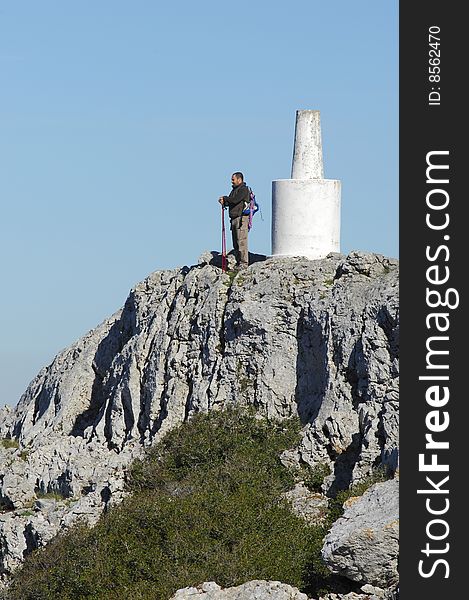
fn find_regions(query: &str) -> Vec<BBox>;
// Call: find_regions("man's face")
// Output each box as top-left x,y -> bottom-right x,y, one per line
231,174 -> 241,187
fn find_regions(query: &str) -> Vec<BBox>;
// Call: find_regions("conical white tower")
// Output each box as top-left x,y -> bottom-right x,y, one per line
271,110 -> 341,259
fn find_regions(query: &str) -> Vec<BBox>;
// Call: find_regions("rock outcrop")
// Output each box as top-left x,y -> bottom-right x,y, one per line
170,580 -> 308,599
0,250 -> 399,585
322,479 -> 399,588
170,580 -> 397,600
282,482 -> 329,525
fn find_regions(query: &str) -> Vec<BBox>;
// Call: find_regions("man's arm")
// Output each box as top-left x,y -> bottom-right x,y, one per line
218,193 -> 233,207
223,187 -> 249,208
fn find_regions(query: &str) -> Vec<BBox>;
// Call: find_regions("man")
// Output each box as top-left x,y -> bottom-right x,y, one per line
218,172 -> 250,270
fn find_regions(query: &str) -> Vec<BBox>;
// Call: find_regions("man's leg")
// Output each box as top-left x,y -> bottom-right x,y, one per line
230,217 -> 240,264
236,216 -> 249,267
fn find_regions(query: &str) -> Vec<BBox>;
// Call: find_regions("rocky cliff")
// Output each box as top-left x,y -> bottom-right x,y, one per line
0,250 -> 399,590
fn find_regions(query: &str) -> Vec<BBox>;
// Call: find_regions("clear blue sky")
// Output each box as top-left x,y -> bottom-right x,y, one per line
0,1 -> 398,407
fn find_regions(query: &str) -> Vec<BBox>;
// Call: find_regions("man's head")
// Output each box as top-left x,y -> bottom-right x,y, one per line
231,172 -> 244,187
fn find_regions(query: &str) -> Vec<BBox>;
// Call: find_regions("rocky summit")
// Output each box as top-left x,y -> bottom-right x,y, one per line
0,250 -> 399,592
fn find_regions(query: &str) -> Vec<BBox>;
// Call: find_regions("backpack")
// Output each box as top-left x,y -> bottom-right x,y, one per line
242,186 -> 259,230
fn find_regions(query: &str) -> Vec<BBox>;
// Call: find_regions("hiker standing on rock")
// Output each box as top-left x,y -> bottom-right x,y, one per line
218,172 -> 250,270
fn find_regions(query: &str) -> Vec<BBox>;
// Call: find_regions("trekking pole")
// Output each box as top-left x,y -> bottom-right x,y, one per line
221,204 -> 227,273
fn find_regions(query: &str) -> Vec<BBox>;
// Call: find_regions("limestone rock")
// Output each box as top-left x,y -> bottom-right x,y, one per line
319,585 -> 398,600
0,509 -> 60,576
170,580 -> 308,599
0,251 -> 399,578
282,482 -> 328,524
170,580 -> 397,600
321,479 -> 399,588
0,407 -> 14,439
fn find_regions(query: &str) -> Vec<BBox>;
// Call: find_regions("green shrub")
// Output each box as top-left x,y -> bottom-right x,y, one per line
0,438 -> 19,450
19,450 -> 29,461
34,491 -> 66,502
222,270 -> 238,286
5,408 -> 339,600
301,462 -> 332,492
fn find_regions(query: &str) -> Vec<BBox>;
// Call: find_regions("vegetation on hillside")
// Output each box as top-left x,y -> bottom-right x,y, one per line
2,408 -> 381,600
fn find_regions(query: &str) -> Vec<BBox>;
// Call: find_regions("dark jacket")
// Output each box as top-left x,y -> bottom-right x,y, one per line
223,183 -> 250,220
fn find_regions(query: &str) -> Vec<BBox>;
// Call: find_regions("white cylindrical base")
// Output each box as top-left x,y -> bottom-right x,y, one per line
271,179 -> 341,260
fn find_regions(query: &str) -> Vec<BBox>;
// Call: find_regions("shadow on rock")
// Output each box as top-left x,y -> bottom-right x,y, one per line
198,250 -> 268,269
295,308 -> 328,425
70,319 -> 128,438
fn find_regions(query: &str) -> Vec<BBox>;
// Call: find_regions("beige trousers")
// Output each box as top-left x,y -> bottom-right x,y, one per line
231,216 -> 249,266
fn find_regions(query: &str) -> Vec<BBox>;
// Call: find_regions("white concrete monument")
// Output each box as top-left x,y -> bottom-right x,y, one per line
271,110 -> 341,259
